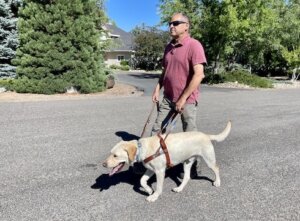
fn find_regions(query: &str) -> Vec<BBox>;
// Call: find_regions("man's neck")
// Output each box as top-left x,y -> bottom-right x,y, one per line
173,33 -> 189,43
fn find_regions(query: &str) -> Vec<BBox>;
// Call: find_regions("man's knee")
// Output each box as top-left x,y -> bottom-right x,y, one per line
183,121 -> 197,132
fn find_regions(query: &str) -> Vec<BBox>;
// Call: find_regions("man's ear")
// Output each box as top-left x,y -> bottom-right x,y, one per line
185,23 -> 189,32
124,142 -> 137,162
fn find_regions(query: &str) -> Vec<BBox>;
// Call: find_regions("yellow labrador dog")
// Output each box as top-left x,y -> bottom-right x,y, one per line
103,121 -> 231,202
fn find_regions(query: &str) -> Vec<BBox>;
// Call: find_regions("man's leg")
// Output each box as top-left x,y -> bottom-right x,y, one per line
180,102 -> 200,178
181,101 -> 198,132
151,97 -> 174,136
134,97 -> 173,175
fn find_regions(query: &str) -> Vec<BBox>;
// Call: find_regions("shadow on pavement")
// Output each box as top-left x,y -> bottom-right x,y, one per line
91,166 -> 180,195
91,163 -> 214,196
91,167 -> 149,195
128,73 -> 160,79
115,131 -> 140,141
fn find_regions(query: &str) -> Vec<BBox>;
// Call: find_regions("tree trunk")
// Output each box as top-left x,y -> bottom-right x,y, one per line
213,53 -> 220,74
291,67 -> 300,82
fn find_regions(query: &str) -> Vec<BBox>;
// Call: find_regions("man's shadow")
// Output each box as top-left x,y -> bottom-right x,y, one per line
91,130 -> 214,195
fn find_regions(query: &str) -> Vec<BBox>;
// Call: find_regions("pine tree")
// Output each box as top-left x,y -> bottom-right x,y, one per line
0,0 -> 20,78
13,0 -> 108,94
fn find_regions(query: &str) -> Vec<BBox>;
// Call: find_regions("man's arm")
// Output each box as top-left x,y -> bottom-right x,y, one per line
175,64 -> 204,112
152,69 -> 165,103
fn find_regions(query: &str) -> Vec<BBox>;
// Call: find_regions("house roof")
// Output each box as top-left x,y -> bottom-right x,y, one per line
104,23 -> 134,52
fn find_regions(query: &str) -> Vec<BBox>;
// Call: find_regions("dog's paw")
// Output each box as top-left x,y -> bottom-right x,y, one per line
213,180 -> 220,187
146,194 -> 158,202
144,188 -> 153,195
140,185 -> 153,195
172,187 -> 183,193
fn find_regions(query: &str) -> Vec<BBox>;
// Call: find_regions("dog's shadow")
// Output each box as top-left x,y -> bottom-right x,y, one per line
91,131 -> 214,195
90,165 -> 179,195
91,165 -> 214,195
91,131 -> 147,194
91,167 -> 150,195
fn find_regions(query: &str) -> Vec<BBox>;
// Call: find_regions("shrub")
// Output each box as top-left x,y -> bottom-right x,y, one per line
120,60 -> 129,66
0,78 -> 15,91
222,70 -> 273,88
109,64 -> 130,71
109,64 -> 119,69
202,71 -> 225,84
12,76 -> 69,94
120,65 -> 130,71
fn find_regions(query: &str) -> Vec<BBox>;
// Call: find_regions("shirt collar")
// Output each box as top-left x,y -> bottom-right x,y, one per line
171,35 -> 190,47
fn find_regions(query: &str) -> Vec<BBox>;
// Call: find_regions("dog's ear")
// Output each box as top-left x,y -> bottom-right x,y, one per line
124,142 -> 137,162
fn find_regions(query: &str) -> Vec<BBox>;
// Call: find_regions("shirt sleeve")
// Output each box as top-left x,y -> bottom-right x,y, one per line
190,40 -> 207,66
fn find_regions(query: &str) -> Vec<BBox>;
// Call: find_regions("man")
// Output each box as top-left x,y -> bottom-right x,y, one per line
151,12 -> 207,178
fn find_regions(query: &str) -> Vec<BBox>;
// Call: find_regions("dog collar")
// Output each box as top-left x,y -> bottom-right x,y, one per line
135,140 -> 142,162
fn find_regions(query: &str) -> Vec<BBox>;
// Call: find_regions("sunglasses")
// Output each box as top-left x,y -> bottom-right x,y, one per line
168,21 -> 187,27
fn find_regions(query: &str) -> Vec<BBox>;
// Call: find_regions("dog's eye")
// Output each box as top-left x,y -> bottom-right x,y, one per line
113,154 -> 117,158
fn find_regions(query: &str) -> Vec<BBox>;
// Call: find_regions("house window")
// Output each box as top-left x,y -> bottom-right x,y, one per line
117,55 -> 125,61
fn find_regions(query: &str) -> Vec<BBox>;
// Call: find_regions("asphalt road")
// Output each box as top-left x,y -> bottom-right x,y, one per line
115,71 -> 235,96
1,75 -> 300,220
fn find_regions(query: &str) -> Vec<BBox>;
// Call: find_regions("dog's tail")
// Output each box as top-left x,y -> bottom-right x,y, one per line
208,121 -> 231,142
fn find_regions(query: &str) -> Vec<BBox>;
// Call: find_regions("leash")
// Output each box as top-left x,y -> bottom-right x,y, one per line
140,102 -> 159,138
159,111 -> 180,139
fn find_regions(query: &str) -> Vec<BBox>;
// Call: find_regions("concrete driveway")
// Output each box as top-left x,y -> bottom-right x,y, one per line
0,86 -> 299,220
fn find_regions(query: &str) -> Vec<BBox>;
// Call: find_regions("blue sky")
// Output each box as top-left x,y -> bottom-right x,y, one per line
105,0 -> 165,32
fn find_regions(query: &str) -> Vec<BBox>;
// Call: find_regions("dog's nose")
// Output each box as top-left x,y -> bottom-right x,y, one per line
102,162 -> 107,168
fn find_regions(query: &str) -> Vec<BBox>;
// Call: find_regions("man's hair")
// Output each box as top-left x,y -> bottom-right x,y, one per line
172,12 -> 190,23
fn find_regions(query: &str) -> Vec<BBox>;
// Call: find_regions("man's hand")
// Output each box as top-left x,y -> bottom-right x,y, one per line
175,97 -> 186,113
175,64 -> 204,112
152,70 -> 165,103
152,85 -> 160,103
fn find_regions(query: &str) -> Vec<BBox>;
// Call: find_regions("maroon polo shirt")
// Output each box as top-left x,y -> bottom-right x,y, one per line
162,35 -> 207,104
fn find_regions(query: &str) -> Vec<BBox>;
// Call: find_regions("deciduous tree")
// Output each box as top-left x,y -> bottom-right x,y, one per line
280,0 -> 300,80
158,0 -> 299,77
132,24 -> 169,70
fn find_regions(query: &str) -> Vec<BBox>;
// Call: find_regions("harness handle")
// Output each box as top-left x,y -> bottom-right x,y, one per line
143,111 -> 181,168
140,101 -> 181,168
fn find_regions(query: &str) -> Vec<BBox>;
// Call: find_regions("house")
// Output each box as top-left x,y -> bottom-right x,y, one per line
102,23 -> 135,66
